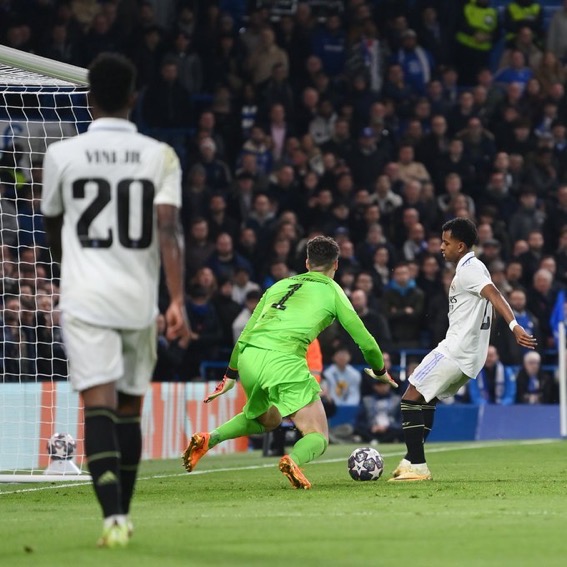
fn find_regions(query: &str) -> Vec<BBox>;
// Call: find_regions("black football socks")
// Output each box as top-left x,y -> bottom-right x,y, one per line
116,414 -> 142,515
84,407 -> 122,518
422,404 -> 437,442
400,400 -> 426,464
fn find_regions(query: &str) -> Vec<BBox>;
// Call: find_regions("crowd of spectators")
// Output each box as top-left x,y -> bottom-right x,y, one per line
1,1 -> 567,400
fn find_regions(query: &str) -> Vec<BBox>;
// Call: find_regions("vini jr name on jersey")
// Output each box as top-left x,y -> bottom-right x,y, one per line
85,150 -> 141,164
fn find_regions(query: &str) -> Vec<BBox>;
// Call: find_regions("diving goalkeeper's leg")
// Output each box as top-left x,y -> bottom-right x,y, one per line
183,408 -> 281,472
280,398 -> 329,490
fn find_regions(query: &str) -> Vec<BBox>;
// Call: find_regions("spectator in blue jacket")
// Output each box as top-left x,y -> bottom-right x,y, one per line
391,29 -> 435,96
494,49 -> 534,91
311,13 -> 346,78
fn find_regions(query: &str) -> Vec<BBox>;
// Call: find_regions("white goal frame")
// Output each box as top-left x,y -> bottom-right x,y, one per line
0,44 -> 88,85
0,45 -> 91,482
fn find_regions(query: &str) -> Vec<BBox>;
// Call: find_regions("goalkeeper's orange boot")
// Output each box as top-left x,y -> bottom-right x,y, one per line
279,455 -> 312,490
182,432 -> 210,472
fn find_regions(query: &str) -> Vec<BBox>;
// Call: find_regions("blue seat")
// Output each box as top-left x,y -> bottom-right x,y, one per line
328,405 -> 359,428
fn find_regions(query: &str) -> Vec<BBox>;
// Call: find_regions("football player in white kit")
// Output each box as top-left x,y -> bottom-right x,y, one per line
41,53 -> 190,546
389,218 -> 537,481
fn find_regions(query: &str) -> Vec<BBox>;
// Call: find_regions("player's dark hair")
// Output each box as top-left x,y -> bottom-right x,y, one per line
442,217 -> 478,248
88,53 -> 136,113
306,236 -> 339,270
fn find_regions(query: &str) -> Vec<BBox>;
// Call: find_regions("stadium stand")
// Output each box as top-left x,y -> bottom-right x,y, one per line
1,0 -> 565,414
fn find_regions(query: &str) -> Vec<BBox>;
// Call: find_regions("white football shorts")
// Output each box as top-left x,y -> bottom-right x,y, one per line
408,350 -> 471,403
61,313 -> 157,395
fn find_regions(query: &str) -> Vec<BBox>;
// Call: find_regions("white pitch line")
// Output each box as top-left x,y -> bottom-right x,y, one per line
0,439 -> 558,496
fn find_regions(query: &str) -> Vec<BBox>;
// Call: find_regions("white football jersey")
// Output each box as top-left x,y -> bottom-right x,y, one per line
41,118 -> 181,329
435,251 -> 493,378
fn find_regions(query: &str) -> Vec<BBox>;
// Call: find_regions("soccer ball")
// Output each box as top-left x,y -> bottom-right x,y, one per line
47,433 -> 76,461
347,447 -> 384,481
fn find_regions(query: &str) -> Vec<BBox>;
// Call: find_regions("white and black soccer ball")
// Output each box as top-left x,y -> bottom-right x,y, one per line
47,433 -> 76,461
347,447 -> 384,481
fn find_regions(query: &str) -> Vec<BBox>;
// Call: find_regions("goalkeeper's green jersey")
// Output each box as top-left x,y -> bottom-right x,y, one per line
228,271 -> 384,371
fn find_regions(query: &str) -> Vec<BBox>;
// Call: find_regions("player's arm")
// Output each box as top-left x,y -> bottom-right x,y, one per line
480,283 -> 538,349
41,146 -> 64,263
157,203 -> 190,346
335,287 -> 397,388
205,291 -> 268,403
44,215 -> 63,263
156,145 -> 190,346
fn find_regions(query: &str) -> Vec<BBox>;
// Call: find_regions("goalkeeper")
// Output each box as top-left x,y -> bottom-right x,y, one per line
183,236 -> 395,489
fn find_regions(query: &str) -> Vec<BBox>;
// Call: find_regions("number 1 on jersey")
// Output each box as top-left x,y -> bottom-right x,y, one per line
271,283 -> 302,310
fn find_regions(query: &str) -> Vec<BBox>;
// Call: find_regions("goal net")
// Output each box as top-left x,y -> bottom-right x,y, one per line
0,45 -> 91,482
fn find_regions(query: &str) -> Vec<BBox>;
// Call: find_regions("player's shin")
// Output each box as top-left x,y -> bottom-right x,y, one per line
84,407 -> 123,518
115,414 -> 142,516
289,432 -> 328,466
400,400 -> 426,464
422,404 -> 436,442
210,412 -> 265,447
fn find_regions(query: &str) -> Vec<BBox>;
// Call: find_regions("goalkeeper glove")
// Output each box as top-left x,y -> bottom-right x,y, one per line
363,367 -> 398,389
203,367 -> 238,403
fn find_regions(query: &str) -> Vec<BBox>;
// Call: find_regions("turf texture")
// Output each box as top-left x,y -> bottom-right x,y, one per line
0,439 -> 565,567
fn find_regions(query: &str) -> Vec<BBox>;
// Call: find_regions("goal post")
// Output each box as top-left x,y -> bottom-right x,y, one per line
0,46 -> 91,482
0,44 -> 88,85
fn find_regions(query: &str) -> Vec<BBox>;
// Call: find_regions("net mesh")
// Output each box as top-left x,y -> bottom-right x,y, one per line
0,61 -> 91,479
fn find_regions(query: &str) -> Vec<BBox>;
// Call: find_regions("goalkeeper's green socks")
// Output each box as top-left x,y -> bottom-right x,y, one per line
209,412 -> 265,448
289,432 -> 328,466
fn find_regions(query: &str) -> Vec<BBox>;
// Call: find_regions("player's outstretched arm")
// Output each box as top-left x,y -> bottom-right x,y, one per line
157,204 -> 190,347
44,215 -> 63,263
481,283 -> 538,349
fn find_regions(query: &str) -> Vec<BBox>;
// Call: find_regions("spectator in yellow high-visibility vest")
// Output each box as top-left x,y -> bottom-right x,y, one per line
503,1 -> 543,48
455,0 -> 499,87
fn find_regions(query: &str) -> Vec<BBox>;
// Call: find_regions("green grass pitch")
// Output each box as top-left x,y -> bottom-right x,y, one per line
0,440 -> 566,567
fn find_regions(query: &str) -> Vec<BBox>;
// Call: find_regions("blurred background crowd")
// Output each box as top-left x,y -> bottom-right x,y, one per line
1,1 -> 566,415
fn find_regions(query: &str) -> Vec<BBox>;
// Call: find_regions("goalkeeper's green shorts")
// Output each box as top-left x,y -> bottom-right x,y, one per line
237,345 -> 321,419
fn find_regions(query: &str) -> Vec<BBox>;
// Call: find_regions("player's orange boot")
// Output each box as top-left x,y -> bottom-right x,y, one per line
182,432 -> 210,472
279,455 -> 312,489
